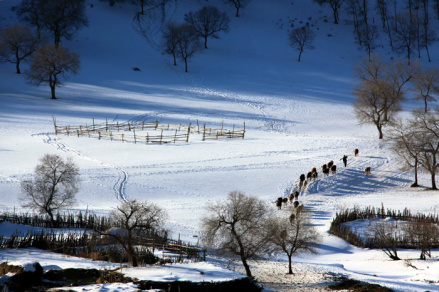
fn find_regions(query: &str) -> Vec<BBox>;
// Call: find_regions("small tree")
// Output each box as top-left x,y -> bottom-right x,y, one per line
393,13 -> 418,64
106,200 -> 167,267
175,24 -> 202,73
184,6 -> 230,49
224,0 -> 250,17
0,25 -> 40,74
26,44 -> 80,99
370,219 -> 401,260
266,213 -> 321,274
313,0 -> 344,24
162,22 -> 180,66
16,0 -> 45,39
288,26 -> 315,62
20,154 -> 79,227
201,191 -> 273,277
355,23 -> 380,61
412,67 -> 439,113
404,218 -> 439,260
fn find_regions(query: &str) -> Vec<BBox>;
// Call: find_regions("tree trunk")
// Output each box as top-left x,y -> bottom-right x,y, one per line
50,85 -> 57,99
333,8 -> 339,24
16,60 -> 21,74
241,256 -> 252,277
298,48 -> 303,62
287,254 -> 293,274
204,36 -> 208,49
377,123 -> 383,139
184,58 -> 188,72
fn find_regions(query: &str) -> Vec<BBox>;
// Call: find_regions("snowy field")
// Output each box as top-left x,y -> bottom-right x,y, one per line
1,0 -> 439,291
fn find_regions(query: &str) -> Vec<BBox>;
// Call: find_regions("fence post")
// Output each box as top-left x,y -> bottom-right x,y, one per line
160,130 -> 163,144
110,131 -> 113,141
174,129 -> 177,143
155,120 -> 158,130
77,130 -> 79,137
142,121 -> 145,130
203,124 -> 206,141
243,122 -> 246,139
221,120 -> 224,131
106,118 -> 108,132
66,126 -> 69,136
98,132 -> 101,140
122,133 -> 124,143
186,123 -> 191,142
146,133 -> 149,144
92,118 -> 95,131
133,129 -> 136,144
197,120 -> 200,133
117,121 -> 120,132
52,116 -> 57,135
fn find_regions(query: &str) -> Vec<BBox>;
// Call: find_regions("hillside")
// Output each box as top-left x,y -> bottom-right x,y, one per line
1,0 -> 439,291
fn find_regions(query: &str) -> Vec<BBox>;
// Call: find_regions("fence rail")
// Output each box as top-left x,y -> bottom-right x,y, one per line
53,117 -> 245,144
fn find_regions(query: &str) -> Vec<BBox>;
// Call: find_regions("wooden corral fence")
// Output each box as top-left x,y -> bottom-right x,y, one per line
53,117 -> 245,144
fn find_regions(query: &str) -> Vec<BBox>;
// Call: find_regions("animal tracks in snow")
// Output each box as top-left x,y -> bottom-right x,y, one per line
34,133 -> 128,201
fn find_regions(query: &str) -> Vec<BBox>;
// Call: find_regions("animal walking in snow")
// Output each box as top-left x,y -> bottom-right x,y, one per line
342,155 -> 347,167
331,164 -> 337,175
276,197 -> 283,210
354,148 -> 359,156
365,166 -> 371,175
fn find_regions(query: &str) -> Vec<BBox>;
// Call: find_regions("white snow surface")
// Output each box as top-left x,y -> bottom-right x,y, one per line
1,0 -> 439,291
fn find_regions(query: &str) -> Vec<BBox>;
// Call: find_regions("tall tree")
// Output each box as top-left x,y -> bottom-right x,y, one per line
20,154 -> 79,227
184,6 -> 230,49
201,191 -> 273,277
0,25 -> 40,74
26,44 -> 80,99
314,0 -> 345,24
288,26 -> 316,62
420,0 -> 436,62
17,0 -> 88,48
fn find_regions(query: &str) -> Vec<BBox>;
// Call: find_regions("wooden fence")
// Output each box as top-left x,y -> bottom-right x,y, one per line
53,117 -> 245,144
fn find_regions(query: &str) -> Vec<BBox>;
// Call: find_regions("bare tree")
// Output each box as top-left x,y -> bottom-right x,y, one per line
17,0 -> 88,48
184,6 -> 230,49
386,119 -> 423,187
412,67 -> 439,113
370,219 -> 401,260
26,44 -> 80,99
288,26 -> 315,62
224,0 -> 250,17
20,154 -> 79,227
410,108 -> 439,190
105,200 -> 167,267
201,191 -> 273,277
314,0 -> 345,24
404,218 -> 439,260
353,54 -> 419,139
175,24 -> 202,73
393,13 -> 418,64
355,23 -> 380,61
375,0 -> 389,29
162,22 -> 180,65
266,213 -> 321,274
15,0 -> 45,39
0,25 -> 40,74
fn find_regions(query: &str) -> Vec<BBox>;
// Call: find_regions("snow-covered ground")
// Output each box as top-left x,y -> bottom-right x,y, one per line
1,0 -> 439,291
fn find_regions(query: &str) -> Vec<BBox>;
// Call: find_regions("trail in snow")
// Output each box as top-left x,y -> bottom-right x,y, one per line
33,133 -> 128,201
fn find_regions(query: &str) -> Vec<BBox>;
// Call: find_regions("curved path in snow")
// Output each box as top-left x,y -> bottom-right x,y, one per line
33,133 -> 128,201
